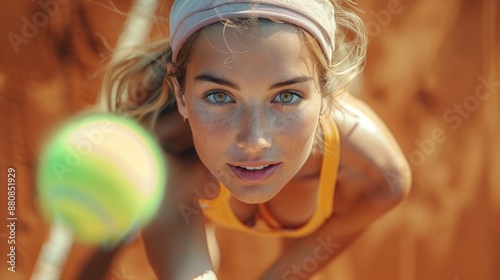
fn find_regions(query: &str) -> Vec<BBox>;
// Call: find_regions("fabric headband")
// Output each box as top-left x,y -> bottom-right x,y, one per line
169,0 -> 336,62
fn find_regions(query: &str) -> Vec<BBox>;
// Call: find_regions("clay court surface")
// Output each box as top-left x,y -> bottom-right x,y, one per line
0,0 -> 499,279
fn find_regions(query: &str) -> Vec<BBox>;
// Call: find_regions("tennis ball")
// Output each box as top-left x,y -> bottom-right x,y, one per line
37,113 -> 166,246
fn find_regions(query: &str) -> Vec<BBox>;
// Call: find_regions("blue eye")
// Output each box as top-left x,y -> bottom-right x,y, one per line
273,91 -> 302,104
204,91 -> 234,105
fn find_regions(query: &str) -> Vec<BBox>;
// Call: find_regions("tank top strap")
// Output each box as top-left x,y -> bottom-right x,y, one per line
316,115 -> 341,220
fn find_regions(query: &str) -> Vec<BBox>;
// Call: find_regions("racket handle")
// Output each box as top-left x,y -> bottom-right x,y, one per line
194,270 -> 218,280
31,222 -> 73,280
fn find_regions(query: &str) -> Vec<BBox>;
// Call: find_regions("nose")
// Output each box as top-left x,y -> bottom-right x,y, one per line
236,108 -> 272,153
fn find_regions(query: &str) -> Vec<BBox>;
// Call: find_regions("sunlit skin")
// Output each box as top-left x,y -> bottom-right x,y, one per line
78,10 -> 412,280
174,22 -> 324,204
78,19 -> 413,278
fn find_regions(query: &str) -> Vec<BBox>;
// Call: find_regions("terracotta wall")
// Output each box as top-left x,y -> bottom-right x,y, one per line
0,0 -> 497,279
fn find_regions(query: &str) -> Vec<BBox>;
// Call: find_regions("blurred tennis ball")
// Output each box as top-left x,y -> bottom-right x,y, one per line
36,113 -> 166,246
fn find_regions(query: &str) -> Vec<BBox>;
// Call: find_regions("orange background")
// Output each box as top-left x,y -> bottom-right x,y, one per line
0,0 -> 498,279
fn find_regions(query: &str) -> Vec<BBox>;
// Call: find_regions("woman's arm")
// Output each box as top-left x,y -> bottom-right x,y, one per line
142,112 -> 217,279
77,245 -> 122,279
142,152 -> 216,279
263,192 -> 403,279
262,93 -> 412,279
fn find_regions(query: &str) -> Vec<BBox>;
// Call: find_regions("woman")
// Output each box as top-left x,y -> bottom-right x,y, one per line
82,0 -> 411,279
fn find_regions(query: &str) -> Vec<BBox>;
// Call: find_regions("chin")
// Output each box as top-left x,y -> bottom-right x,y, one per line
229,183 -> 282,204
234,194 -> 271,204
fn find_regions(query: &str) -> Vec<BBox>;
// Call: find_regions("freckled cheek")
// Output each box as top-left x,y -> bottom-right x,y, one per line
188,104 -> 233,159
271,113 -> 318,151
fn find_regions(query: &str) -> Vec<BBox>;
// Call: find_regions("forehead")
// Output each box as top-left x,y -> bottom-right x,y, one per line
187,20 -> 317,76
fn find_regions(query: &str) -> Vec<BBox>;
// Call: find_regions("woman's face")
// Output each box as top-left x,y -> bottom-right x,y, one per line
176,22 -> 323,204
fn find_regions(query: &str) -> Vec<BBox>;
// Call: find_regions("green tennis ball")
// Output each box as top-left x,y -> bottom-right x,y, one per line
37,113 -> 166,246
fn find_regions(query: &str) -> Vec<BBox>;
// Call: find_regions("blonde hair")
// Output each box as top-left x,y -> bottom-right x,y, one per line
100,0 -> 367,137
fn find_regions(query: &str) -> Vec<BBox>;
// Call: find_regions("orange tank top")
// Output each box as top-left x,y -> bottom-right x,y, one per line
199,117 -> 340,238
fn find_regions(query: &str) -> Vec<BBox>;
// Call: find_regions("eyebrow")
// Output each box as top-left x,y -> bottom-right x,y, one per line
194,74 -> 313,90
194,74 -> 240,90
269,76 -> 313,90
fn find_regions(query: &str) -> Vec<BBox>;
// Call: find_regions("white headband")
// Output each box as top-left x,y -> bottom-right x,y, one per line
169,0 -> 336,62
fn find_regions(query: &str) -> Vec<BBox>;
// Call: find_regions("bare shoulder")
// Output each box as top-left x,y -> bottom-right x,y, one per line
332,93 -> 411,215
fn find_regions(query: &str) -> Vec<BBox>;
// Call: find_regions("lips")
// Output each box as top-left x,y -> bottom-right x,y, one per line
228,163 -> 281,184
